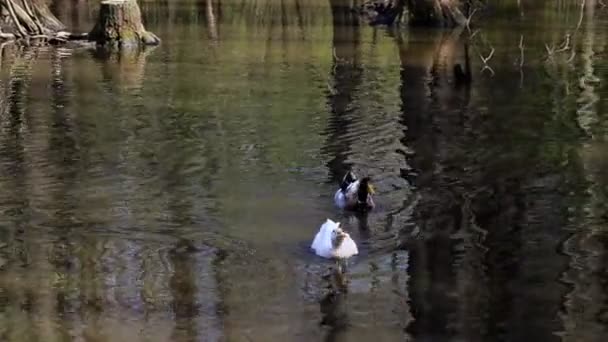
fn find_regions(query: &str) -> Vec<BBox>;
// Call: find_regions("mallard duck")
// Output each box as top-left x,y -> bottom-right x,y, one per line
311,219 -> 358,259
334,171 -> 375,211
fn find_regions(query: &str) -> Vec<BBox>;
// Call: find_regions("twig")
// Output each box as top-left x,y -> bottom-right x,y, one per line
600,0 -> 607,8
566,51 -> 576,63
481,65 -> 495,76
63,32 -> 89,41
465,8 -> 478,31
545,33 -> 573,62
518,35 -> 524,67
575,0 -> 585,31
545,43 -> 556,61
478,46 -> 495,76
556,33 -> 571,52
479,47 -> 494,64
332,47 -> 346,63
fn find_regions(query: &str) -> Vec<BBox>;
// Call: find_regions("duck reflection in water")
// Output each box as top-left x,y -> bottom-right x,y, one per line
320,265 -> 350,339
310,218 -> 360,340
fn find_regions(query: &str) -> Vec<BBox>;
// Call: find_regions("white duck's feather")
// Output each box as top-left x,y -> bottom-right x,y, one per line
311,219 -> 358,259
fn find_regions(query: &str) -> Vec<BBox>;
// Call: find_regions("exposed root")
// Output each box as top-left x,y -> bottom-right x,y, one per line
3,0 -> 28,37
20,0 -> 45,35
0,0 -> 93,45
1,0 -> 158,49
0,31 -> 16,40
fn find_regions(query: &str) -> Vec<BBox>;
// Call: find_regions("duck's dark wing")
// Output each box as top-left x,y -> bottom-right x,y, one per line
340,171 -> 357,192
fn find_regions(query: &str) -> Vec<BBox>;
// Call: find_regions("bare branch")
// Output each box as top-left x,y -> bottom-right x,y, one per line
566,51 -> 576,63
518,35 -> 524,67
478,45 -> 495,76
575,0 -> 585,31
545,43 -> 556,61
481,65 -> 495,76
465,8 -> 478,31
556,33 -> 571,52
480,47 -> 494,64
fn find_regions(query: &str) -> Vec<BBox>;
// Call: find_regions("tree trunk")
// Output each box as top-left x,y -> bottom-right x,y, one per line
0,0 -> 65,38
406,0 -> 466,27
31,0 -> 65,31
88,0 -> 160,47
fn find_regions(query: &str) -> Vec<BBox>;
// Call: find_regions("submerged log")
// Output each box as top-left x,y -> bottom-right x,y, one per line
88,0 -> 160,47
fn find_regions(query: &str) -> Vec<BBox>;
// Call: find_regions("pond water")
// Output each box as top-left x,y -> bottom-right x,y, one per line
0,0 -> 607,341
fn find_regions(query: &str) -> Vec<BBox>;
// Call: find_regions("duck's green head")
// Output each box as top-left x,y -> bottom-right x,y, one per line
358,177 -> 375,201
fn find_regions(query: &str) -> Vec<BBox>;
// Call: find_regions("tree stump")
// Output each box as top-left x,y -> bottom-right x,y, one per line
88,0 -> 160,47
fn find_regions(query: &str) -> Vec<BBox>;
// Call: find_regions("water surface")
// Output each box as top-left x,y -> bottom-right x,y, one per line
1,0 -> 608,341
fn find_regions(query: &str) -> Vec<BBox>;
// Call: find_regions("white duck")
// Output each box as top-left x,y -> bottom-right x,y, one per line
311,219 -> 358,259
334,171 -> 375,211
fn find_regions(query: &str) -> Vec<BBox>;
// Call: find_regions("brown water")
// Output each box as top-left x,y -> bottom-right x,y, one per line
0,0 -> 607,341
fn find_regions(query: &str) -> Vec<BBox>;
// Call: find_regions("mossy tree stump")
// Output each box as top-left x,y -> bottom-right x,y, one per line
88,0 -> 160,47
